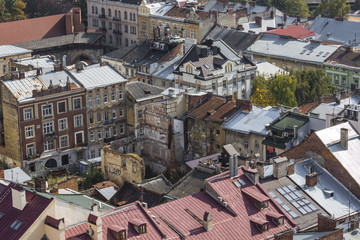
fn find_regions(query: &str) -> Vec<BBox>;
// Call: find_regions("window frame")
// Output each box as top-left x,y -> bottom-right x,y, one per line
73,98 -> 81,110
57,101 -> 66,114
25,125 -> 34,139
24,108 -> 33,120
43,121 -> 54,135
42,104 -> 53,117
58,118 -> 68,131
59,135 -> 69,148
74,114 -> 83,127
44,139 -> 55,151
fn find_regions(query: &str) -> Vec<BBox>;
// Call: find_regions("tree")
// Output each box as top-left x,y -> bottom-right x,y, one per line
284,0 -> 309,18
272,0 -> 287,11
256,0 -> 271,6
315,0 -> 351,18
354,0 -> 360,10
269,74 -> 297,107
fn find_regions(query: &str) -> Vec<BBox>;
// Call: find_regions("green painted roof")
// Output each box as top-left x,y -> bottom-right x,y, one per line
54,194 -> 114,210
268,112 -> 309,132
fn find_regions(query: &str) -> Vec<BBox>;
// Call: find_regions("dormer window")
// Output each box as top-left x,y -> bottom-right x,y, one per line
129,219 -> 147,235
255,200 -> 268,210
109,225 -> 126,240
266,211 -> 284,226
250,216 -> 269,233
241,187 -> 270,211
186,64 -> 193,74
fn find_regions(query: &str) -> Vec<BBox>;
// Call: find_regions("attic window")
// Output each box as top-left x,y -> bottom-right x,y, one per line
251,216 -> 269,233
10,220 -> 23,230
255,200 -> 268,210
274,217 -> 284,226
266,212 -> 284,226
144,89 -> 150,94
129,219 -> 147,235
257,223 -> 268,233
109,225 -> 126,240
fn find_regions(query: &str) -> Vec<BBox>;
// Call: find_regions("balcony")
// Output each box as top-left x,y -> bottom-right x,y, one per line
113,29 -> 122,35
100,27 -> 107,32
99,14 -> 106,18
103,119 -> 115,125
44,131 -> 56,140
113,17 -> 121,21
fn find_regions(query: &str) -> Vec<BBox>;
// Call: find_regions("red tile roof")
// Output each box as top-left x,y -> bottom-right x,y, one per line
0,183 -> 53,239
241,186 -> 270,202
265,25 -> 315,39
149,167 -> 297,239
65,223 -> 88,239
187,96 -> 239,123
45,215 -> 62,229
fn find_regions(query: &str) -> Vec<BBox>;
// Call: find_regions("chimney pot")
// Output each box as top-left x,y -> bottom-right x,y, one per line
203,211 -> 213,231
340,128 -> 348,150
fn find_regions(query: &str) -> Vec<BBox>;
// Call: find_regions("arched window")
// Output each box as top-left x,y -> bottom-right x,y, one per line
45,159 -> 57,168
186,65 -> 192,74
101,7 -> 105,16
115,10 -> 117,17
95,7 -> 98,14
225,63 -> 232,73
130,12 -> 132,21
108,8 -> 111,17
124,11 -> 127,20
92,6 -> 94,14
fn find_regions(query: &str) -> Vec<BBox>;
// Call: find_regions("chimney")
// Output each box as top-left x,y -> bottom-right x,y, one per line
87,212 -> 102,240
35,176 -> 47,192
100,61 -> 107,67
44,216 -> 65,239
50,188 -> 59,195
273,156 -> 288,179
270,11 -> 274,19
12,188 -> 27,210
296,15 -> 301,23
229,154 -> 238,178
244,168 -> 259,185
335,16 -> 344,21
255,16 -> 262,27
19,71 -> 25,79
293,125 -> 298,139
250,1 -> 256,7
236,99 -> 252,112
340,128 -> 348,150
283,13 -> 287,22
274,229 -> 294,240
203,211 -> 213,231
306,172 -> 317,188
0,168 -> 4,178
228,4 -> 233,14
256,161 -> 267,179
317,214 -> 336,232
287,160 -> 294,175
36,68 -> 43,76
11,72 -> 19,80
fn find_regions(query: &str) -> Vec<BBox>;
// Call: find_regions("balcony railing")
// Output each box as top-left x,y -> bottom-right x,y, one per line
113,29 -> 122,35
100,27 -> 107,32
99,14 -> 106,18
113,17 -> 121,21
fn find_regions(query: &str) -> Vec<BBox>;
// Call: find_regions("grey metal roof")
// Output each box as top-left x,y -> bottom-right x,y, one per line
223,144 -> 240,156
13,32 -> 103,50
96,186 -> 117,201
309,17 -> 360,45
290,158 -> 360,218
136,175 -> 172,194
206,27 -> 259,52
152,55 -> 182,81
4,167 -> 31,184
246,34 -> 339,65
69,64 -> 127,90
102,45 -> 138,61
17,56 -> 56,73
222,106 -> 280,135
126,82 -> 164,101
256,61 -> 288,78
0,45 -> 32,58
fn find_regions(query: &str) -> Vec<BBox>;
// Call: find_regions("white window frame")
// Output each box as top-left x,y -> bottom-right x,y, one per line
57,101 -> 66,114
96,95 -> 100,106
111,91 -> 116,101
44,139 -> 55,151
98,130 -> 102,140
74,114 -> 83,127
24,108 -> 32,120
26,143 -> 35,156
118,90 -> 123,100
90,132 -> 95,142
59,135 -> 69,148
112,108 -> 116,118
73,97 -> 81,110
58,118 -> 67,131
42,104 -> 53,117
120,124 -> 124,134
113,126 -> 117,136
74,131 -> 84,145
104,94 -> 108,104
43,121 -> 54,134
119,108 -> 124,117
25,126 -> 34,139
88,97 -> 93,107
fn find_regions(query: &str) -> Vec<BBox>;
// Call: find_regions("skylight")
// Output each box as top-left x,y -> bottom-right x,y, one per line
0,212 -> 4,220
10,220 -> 23,230
203,64 -> 210,69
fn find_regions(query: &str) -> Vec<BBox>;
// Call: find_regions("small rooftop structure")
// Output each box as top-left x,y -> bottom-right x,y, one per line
0,45 -> 32,58
4,167 -> 31,184
256,61 -> 288,78
126,82 -> 164,101
265,25 -> 315,39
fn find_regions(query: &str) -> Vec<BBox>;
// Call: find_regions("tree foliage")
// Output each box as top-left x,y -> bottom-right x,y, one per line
284,0 -> 309,18
315,0 -> 351,18
82,167 -> 104,190
354,0 -> 360,11
251,68 -> 335,107
0,0 -> 26,22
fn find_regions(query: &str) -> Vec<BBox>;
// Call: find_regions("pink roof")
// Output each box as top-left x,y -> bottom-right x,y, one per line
0,183 -> 53,239
241,186 -> 270,202
265,25 -> 315,39
65,223 -> 88,239
150,167 -> 297,239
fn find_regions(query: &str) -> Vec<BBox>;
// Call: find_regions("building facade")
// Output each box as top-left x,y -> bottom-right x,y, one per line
87,0 -> 141,48
69,63 -> 128,160
175,40 -> 257,100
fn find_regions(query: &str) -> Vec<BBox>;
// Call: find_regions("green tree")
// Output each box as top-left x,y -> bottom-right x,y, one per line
256,0 -> 271,6
269,74 -> 298,107
82,167 -> 104,190
354,0 -> 360,10
315,0 -> 351,18
272,0 -> 287,11
284,0 -> 309,18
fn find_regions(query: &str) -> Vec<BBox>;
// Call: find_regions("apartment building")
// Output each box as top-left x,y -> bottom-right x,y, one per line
87,0 -> 141,48
1,64 -> 87,175
0,45 -> 32,77
69,63 -> 128,160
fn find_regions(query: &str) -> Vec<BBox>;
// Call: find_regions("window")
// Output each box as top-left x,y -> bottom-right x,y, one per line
60,135 -> 68,148
256,223 -> 268,233
10,220 -> 23,230
244,140 -> 249,149
119,90 -> 123,100
108,8 -> 111,17
58,101 -> 66,113
75,132 -> 83,144
42,104 -> 52,117
201,125 -> 206,133
124,11 -> 127,19
105,110 -> 109,121
74,115 -> 83,127
119,108 -> 123,117
88,97 -> 93,107
111,91 -> 115,101
142,21 -> 146,29
112,108 -> 116,118
202,140 -> 206,149
186,65 -> 192,74
97,112 -> 101,122
24,109 -> 32,120
104,94 -> 108,104
233,77 -> 237,85
59,118 -> 67,131
43,121 -> 54,134
225,63 -> 232,73
90,150 -> 96,158
25,126 -> 34,138
256,200 -> 268,210
89,113 -> 94,124
105,128 -> 110,138
109,22 -> 112,30
113,126 -> 117,136
95,6 -> 98,14
216,129 -> 220,135
61,155 -> 69,165
130,12 -> 132,20
138,110 -> 142,119
125,38 -> 128,46
98,130 -> 102,140
92,6 -> 94,14
90,132 -> 95,142
124,25 -> 128,33
272,217 -> 284,226
255,140 -> 259,148
27,144 -> 35,156
96,95 -> 100,106
190,30 -> 195,39
223,80 -> 227,88
120,124 -> 124,134
3,65 -> 7,74
44,140 -> 55,151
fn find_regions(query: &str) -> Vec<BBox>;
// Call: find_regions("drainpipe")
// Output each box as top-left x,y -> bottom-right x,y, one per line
17,102 -> 24,169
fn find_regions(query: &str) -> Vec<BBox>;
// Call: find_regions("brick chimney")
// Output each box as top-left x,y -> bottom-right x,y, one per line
255,16 -> 262,27
19,71 -> 25,79
203,211 -> 213,231
228,4 -> 233,14
35,176 -> 47,192
0,168 -> 4,178
296,15 -> 301,23
340,128 -> 348,150
283,13 -> 287,22
318,214 -> 336,232
306,172 -> 317,188
236,99 -> 252,112
274,229 -> 294,240
229,154 -> 238,178
244,168 -> 259,185
273,157 -> 288,179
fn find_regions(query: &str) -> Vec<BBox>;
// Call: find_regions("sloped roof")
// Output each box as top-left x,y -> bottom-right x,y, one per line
102,45 -> 138,61
268,111 -> 309,132
265,25 -> 315,39
0,45 -> 32,58
4,167 -> 31,184
0,13 -> 67,45
136,175 -> 172,194
309,17 -> 360,44
0,183 -> 53,239
126,82 -> 164,101
325,46 -> 360,69
150,167 -> 296,239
